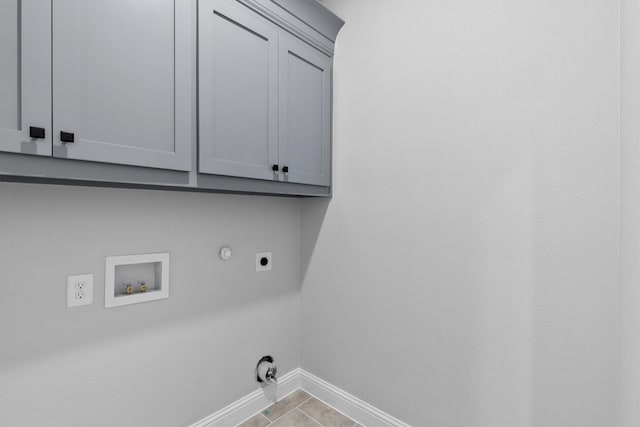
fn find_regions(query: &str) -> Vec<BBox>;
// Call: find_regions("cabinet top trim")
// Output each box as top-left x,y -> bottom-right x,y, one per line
237,0 -> 344,55
270,0 -> 344,41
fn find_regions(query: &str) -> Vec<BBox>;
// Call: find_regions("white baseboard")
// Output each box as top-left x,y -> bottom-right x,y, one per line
298,370 -> 410,427
189,368 -> 409,427
189,368 -> 301,427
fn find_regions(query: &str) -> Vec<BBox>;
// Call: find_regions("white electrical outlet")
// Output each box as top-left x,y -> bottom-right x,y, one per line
67,274 -> 94,308
256,252 -> 272,272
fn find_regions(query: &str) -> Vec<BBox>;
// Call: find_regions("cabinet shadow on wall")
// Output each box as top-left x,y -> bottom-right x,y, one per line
300,196 -> 331,285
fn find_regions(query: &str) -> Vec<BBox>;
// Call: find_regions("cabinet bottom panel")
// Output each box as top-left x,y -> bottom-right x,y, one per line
0,152 -> 330,197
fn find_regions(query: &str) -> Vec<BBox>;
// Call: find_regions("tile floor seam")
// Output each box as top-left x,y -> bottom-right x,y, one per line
300,395 -> 360,427
295,408 -> 324,427
237,411 -> 271,427
291,396 -> 314,419
298,396 -> 313,407
264,410 -> 289,425
296,406 -> 324,427
260,391 -> 312,424
239,389 -> 359,427
265,407 -> 323,427
257,413 -> 271,426
295,396 -> 313,411
296,406 -> 324,426
263,396 -> 313,426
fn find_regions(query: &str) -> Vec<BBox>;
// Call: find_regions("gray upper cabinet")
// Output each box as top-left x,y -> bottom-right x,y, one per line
279,34 -> 331,187
198,0 -> 279,180
0,0 -> 344,196
51,0 -> 191,171
198,0 -> 337,187
0,0 -> 52,157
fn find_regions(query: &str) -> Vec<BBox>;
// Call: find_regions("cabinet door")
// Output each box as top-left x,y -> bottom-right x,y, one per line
52,0 -> 190,171
279,35 -> 332,187
198,0 -> 279,180
0,0 -> 51,156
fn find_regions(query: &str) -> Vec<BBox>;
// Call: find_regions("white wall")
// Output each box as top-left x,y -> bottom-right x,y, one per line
0,182 -> 301,426
302,1 -> 620,425
621,0 -> 640,424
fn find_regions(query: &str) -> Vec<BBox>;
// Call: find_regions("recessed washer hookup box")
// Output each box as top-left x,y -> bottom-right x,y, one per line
105,253 -> 169,308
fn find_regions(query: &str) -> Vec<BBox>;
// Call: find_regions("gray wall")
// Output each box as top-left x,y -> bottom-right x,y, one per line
302,1 -> 620,426
0,182 -> 301,426
621,0 -> 640,424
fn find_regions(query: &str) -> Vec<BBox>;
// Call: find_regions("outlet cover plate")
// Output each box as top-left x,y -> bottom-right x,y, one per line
67,274 -> 94,308
256,252 -> 272,272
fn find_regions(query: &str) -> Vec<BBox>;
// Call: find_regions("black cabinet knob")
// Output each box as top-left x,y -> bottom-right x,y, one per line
282,166 -> 289,173
29,127 -> 45,139
272,164 -> 279,171
60,131 -> 75,143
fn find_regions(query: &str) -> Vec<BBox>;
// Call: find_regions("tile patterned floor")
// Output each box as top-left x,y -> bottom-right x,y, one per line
237,389 -> 364,427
